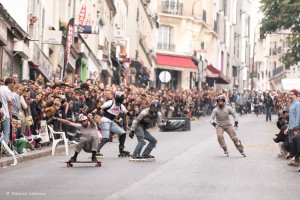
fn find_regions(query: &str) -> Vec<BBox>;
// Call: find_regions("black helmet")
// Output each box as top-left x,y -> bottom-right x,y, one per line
115,91 -> 125,105
216,95 -> 226,103
149,100 -> 161,114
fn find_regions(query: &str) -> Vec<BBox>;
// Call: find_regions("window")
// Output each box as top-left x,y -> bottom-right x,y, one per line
162,0 -> 183,15
157,25 -> 175,51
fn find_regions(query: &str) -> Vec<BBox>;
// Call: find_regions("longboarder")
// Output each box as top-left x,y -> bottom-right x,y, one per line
129,100 -> 169,161
52,113 -> 101,162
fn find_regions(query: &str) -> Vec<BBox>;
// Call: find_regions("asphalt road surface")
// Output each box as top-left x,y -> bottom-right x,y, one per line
1,114 -> 299,200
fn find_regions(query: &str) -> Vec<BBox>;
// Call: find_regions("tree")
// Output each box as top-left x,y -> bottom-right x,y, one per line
260,0 -> 300,68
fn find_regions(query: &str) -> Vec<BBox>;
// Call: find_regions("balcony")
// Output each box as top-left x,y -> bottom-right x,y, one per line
161,1 -> 183,15
157,42 -> 176,51
273,66 -> 283,77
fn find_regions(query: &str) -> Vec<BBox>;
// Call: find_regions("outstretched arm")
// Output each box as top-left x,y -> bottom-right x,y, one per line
56,118 -> 77,127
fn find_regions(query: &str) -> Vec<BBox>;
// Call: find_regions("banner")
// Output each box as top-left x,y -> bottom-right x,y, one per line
78,5 -> 86,26
63,18 -> 74,78
78,25 -> 99,34
39,120 -> 50,143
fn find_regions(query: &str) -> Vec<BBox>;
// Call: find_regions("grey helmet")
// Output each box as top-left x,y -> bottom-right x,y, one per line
216,95 -> 226,103
149,100 -> 161,114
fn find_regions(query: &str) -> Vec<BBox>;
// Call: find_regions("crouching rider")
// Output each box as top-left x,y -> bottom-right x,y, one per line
53,113 -> 101,162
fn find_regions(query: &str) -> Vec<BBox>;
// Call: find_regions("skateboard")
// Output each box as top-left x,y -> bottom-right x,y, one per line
59,160 -> 101,167
129,158 -> 155,162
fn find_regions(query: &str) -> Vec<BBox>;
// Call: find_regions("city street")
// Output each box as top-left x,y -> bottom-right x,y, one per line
1,114 -> 299,200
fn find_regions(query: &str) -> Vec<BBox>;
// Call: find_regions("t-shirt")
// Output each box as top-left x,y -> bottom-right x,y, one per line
75,123 -> 98,139
210,105 -> 237,126
102,100 -> 127,122
11,92 -> 21,117
0,85 -> 12,118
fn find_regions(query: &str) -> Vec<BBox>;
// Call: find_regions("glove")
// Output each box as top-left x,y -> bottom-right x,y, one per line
129,130 -> 135,139
234,121 -> 238,127
212,122 -> 217,127
51,117 -> 58,121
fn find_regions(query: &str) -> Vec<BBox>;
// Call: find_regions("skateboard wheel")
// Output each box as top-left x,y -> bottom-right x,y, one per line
95,163 -> 101,167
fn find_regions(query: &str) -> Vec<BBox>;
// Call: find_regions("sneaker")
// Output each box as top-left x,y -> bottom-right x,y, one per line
95,152 -> 103,157
91,156 -> 98,162
68,157 -> 77,163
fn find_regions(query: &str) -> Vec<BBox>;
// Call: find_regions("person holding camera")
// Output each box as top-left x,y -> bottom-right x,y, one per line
210,95 -> 245,157
129,100 -> 168,159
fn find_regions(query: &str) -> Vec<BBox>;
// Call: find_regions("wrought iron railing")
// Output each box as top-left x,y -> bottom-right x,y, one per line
157,42 -> 176,51
161,1 -> 183,15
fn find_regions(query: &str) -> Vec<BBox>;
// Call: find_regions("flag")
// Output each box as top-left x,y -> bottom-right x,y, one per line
63,18 -> 74,79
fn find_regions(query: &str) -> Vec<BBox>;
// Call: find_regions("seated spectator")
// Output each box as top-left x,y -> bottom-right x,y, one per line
273,115 -> 289,158
289,127 -> 300,167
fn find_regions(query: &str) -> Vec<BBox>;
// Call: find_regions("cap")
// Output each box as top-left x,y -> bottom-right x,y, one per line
290,89 -> 299,96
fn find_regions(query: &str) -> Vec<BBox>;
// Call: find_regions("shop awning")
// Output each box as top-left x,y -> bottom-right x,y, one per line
156,54 -> 198,71
206,64 -> 230,84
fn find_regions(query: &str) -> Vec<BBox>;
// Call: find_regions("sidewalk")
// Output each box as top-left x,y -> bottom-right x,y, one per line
0,144 -> 76,168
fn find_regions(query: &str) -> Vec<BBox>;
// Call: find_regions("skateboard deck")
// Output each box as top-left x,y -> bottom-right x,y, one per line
59,160 -> 101,167
129,158 -> 155,162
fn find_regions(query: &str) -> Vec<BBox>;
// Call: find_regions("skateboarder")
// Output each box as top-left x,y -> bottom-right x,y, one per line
95,91 -> 132,157
53,113 -> 101,162
210,95 -> 245,157
129,100 -> 169,159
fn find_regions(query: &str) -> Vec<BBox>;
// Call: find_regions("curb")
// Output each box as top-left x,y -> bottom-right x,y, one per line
0,144 -> 75,168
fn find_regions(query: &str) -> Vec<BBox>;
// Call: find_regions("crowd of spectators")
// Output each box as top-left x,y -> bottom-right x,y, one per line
0,73 -> 298,163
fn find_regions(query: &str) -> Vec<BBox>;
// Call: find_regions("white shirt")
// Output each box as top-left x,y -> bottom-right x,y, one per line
101,100 -> 127,122
0,85 -> 12,118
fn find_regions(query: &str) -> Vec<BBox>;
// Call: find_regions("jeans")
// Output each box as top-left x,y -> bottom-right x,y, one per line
1,117 -> 10,144
133,126 -> 157,156
265,107 -> 272,121
101,121 -> 125,139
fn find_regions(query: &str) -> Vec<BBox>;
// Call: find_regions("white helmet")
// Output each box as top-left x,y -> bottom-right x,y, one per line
78,114 -> 88,122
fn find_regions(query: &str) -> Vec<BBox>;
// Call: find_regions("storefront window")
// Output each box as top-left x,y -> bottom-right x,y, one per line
2,50 -> 11,79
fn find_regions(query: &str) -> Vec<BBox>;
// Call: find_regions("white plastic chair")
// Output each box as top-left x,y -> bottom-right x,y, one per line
47,125 -> 68,156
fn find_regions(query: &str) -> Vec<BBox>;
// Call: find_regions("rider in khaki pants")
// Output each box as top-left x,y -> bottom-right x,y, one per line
210,95 -> 245,156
